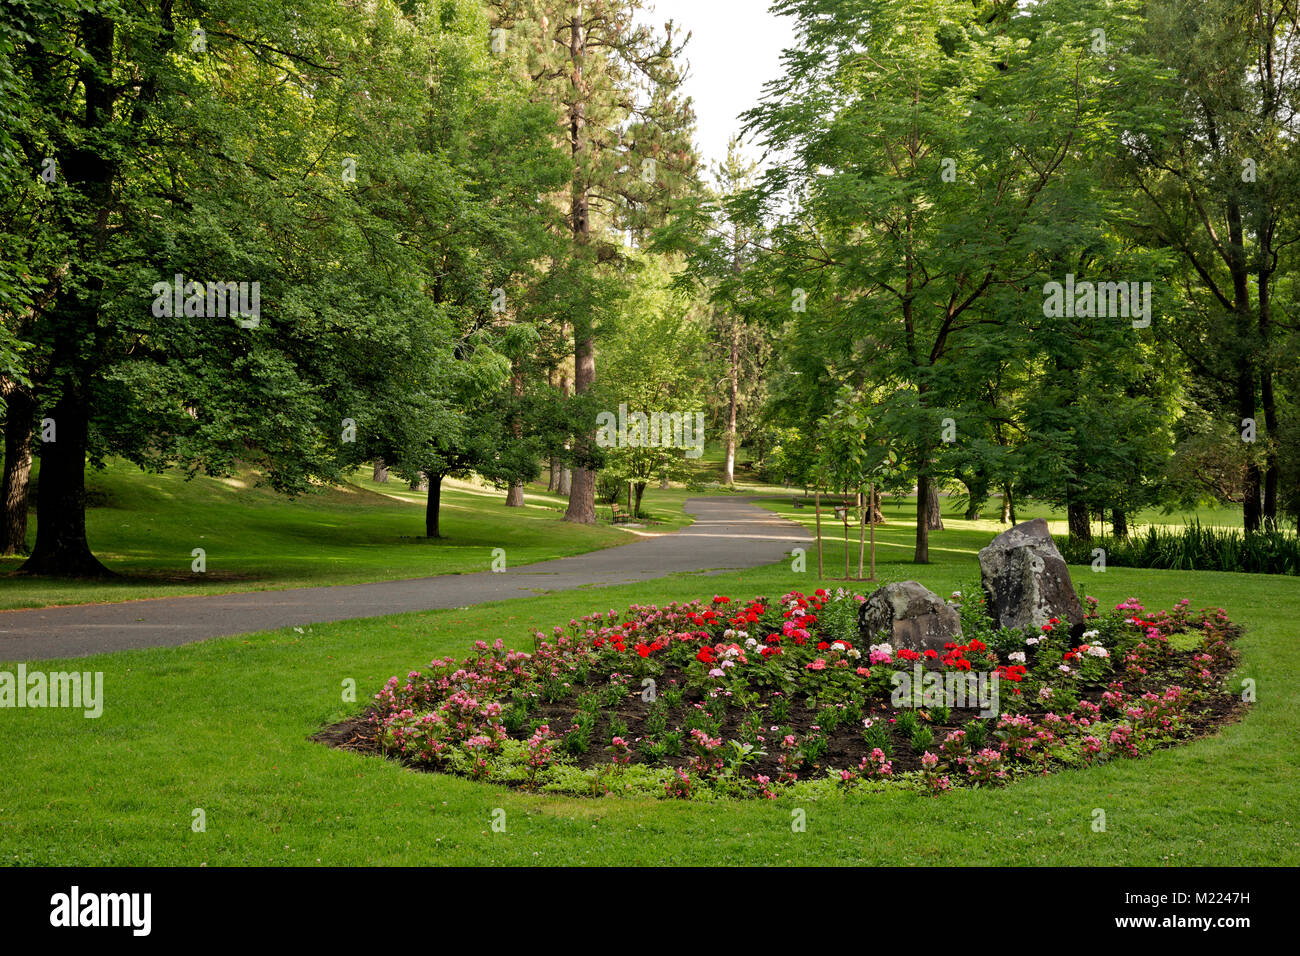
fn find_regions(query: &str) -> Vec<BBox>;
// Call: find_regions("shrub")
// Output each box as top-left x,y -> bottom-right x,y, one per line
1056,522 -> 1300,575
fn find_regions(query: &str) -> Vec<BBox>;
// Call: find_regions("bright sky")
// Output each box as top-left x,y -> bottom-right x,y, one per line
638,0 -> 795,178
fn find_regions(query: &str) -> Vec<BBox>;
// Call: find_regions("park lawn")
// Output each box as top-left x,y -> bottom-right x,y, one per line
0,460 -> 693,611
1,520 -> 1296,866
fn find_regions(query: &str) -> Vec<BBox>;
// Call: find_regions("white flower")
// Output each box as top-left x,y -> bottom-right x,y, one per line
722,629 -> 735,640
847,648 -> 862,660
1081,629 -> 1100,640
831,642 -> 846,651
1026,637 -> 1040,646
1086,645 -> 1110,658
869,642 -> 894,658
1008,651 -> 1026,664
1058,664 -> 1073,674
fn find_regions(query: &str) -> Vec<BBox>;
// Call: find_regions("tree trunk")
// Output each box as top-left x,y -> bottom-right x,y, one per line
547,458 -> 560,493
1067,501 -> 1091,542
20,14 -> 114,578
20,387 -> 111,577
1,385 -> 35,555
1226,194 -> 1262,532
563,327 -> 597,523
1111,508 -> 1128,538
558,464 -> 571,496
842,499 -> 850,579
815,489 -> 823,578
505,359 -> 525,507
867,486 -> 885,524
1239,356 -> 1262,532
372,458 -> 388,483
926,482 -> 944,531
562,14 -> 597,526
868,482 -> 877,580
1260,272 -> 1278,525
633,481 -> 646,517
913,472 -> 931,563
857,487 -> 866,580
722,313 -> 739,485
425,473 -> 444,538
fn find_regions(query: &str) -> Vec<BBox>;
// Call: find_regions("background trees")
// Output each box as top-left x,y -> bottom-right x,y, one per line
1117,0 -> 1300,531
485,0 -> 698,524
2,0 -> 1297,579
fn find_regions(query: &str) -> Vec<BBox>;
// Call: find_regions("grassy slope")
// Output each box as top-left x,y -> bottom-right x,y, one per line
0,460 -> 693,610
2,494 -> 1296,866
694,440 -> 1252,531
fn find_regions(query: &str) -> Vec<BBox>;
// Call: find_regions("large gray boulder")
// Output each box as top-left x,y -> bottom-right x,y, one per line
858,581 -> 963,653
978,518 -> 1084,638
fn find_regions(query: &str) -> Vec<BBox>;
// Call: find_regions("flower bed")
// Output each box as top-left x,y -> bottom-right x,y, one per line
326,588 -> 1245,799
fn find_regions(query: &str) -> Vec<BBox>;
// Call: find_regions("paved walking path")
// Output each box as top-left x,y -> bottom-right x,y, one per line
0,496 -> 810,660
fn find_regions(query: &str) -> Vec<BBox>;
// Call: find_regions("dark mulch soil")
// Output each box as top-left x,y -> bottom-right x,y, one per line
314,632 -> 1248,786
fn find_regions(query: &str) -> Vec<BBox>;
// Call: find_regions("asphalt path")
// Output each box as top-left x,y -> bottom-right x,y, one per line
0,496 -> 811,660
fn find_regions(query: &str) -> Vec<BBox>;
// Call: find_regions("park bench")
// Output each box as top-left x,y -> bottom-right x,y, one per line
610,503 -> 631,524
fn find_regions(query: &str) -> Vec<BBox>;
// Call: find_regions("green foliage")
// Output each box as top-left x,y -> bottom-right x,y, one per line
910,725 -> 934,754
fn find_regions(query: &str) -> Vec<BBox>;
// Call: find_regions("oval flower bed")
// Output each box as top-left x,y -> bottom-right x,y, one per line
330,588 -> 1244,799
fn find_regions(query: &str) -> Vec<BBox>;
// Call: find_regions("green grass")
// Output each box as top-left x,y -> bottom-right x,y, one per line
0,460 -> 694,610
2,509 -> 1297,866
754,491 -> 1260,575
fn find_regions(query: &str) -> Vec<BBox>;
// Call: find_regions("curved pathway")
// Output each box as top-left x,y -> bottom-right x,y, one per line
0,496 -> 810,660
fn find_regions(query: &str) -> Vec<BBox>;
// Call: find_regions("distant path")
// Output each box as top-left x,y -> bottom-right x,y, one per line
0,496 -> 810,660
